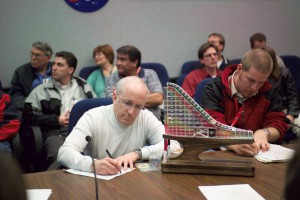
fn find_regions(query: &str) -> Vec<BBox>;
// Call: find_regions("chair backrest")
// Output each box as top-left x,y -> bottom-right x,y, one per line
141,62 -> 169,87
281,55 -> 300,94
67,98 -> 113,134
230,58 -> 241,65
181,60 -> 201,74
194,78 -> 214,104
176,73 -> 188,87
79,66 -> 98,80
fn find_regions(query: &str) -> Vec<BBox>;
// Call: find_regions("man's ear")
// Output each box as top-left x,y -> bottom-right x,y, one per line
69,67 -> 75,75
199,58 -> 204,65
134,61 -> 139,68
237,64 -> 243,71
112,89 -> 117,101
219,44 -> 224,53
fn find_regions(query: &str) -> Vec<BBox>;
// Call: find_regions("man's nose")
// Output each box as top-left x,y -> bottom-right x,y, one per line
116,59 -> 122,66
250,82 -> 260,90
127,106 -> 136,115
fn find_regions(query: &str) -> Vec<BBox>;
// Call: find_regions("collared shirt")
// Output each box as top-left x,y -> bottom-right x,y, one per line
229,70 -> 242,98
32,64 -> 52,89
53,79 -> 80,113
229,70 -> 257,104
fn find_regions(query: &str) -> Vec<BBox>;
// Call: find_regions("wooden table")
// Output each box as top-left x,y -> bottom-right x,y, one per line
24,149 -> 290,200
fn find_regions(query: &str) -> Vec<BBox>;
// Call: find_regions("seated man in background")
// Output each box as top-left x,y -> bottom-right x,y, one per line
10,41 -> 53,115
263,46 -> 300,138
105,45 -> 163,120
0,89 -> 20,153
58,76 -> 178,175
23,51 -> 96,166
208,33 -> 231,70
200,49 -> 288,156
250,33 -> 286,68
182,42 -> 222,98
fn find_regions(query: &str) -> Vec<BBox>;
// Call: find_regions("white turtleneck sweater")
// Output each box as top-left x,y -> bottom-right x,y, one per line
58,104 -> 168,172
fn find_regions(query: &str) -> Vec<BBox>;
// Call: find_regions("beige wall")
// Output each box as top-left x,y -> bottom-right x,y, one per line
1,0 -> 300,87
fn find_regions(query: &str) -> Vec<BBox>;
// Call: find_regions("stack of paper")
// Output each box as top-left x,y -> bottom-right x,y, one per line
64,168 -> 134,180
26,189 -> 52,200
199,184 -> 265,200
254,144 -> 294,163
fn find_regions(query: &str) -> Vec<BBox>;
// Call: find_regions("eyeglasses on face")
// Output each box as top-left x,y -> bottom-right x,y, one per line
30,52 -> 45,59
116,92 -> 144,112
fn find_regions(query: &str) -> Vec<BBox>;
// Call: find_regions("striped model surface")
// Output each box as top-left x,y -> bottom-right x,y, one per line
164,82 -> 253,139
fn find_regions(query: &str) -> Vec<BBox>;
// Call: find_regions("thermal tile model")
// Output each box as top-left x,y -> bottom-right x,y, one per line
161,82 -> 255,176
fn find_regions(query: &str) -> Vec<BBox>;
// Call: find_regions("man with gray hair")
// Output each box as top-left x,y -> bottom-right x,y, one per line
10,41 -> 53,113
58,76 -> 178,175
200,49 -> 288,156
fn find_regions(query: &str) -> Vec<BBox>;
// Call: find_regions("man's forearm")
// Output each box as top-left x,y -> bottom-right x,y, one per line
256,127 -> 280,143
145,93 -> 163,107
264,127 -> 280,142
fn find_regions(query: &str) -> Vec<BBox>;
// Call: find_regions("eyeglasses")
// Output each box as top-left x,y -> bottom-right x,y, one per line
30,52 -> 45,59
203,52 -> 217,58
116,93 -> 144,112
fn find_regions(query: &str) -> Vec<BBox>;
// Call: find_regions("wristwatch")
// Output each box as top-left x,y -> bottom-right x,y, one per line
133,148 -> 142,161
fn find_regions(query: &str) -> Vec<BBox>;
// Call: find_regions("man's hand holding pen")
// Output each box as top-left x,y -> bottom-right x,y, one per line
91,157 -> 121,175
90,151 -> 138,175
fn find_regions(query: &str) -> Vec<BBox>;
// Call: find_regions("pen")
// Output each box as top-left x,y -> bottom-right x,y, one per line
105,149 -> 122,174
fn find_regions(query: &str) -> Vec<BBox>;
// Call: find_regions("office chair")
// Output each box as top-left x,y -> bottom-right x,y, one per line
140,62 -> 169,123
176,73 -> 188,87
26,98 -> 113,171
47,98 -> 113,170
281,55 -> 300,94
181,60 -> 201,74
230,58 -> 241,65
141,62 -> 169,87
79,66 -> 98,80
67,98 -> 113,134
194,78 -> 214,104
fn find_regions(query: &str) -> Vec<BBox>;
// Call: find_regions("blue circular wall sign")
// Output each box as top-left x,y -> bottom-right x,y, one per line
65,0 -> 109,13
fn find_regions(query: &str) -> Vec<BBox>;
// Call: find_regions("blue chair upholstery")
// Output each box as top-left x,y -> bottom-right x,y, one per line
47,97 -> 113,171
194,78 -> 214,104
181,60 -> 201,74
281,55 -> 300,94
176,73 -> 188,87
141,63 -> 169,87
79,66 -> 98,80
230,58 -> 241,65
67,98 -> 113,134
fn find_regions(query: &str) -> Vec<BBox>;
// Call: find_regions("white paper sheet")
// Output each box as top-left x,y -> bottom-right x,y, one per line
26,189 -> 52,200
199,184 -> 265,200
254,144 -> 294,163
65,168 -> 135,180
